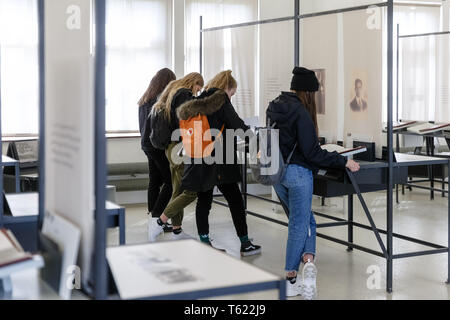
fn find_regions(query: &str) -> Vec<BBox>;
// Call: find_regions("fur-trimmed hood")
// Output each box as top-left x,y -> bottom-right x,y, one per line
177,89 -> 227,121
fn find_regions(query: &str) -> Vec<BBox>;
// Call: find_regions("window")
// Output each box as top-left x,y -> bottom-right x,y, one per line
396,4 -> 442,122
105,0 -> 172,132
0,0 -> 39,135
185,0 -> 258,74
185,0 -> 258,118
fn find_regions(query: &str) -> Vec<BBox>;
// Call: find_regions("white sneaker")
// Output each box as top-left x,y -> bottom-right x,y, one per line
286,279 -> 302,297
302,261 -> 317,300
148,218 -> 164,242
171,230 -> 193,241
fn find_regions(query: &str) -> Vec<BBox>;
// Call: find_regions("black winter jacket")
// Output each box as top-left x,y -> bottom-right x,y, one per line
177,88 -> 250,192
139,98 -> 157,152
266,92 -> 346,174
170,88 -> 195,134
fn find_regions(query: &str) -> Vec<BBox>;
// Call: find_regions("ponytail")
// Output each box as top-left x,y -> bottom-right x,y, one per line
206,70 -> 237,91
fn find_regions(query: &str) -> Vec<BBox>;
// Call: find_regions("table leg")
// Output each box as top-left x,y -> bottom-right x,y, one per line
0,276 -> 13,295
119,209 -> 126,245
429,137 -> 435,200
442,164 -> 446,198
347,195 -> 354,252
278,279 -> 286,300
15,163 -> 20,193
243,155 -> 248,210
447,160 -> 450,285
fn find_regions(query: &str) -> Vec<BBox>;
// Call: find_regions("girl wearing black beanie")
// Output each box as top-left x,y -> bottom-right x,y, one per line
266,67 -> 360,299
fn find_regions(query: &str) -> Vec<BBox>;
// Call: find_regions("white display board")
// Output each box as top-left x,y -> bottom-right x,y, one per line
343,9 -> 383,157
259,20 -> 294,125
44,0 -> 95,290
301,14 -> 340,143
107,240 -> 280,300
230,26 -> 257,119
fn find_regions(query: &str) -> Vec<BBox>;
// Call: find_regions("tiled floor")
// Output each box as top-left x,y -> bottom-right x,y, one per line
107,186 -> 450,300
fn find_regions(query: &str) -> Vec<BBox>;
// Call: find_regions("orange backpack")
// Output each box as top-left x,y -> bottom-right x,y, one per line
180,115 -> 224,159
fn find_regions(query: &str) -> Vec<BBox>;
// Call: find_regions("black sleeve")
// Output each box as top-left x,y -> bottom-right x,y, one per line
220,102 -> 254,141
296,110 -> 347,169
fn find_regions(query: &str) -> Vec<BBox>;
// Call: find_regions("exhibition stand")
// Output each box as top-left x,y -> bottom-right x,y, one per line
200,0 -> 450,293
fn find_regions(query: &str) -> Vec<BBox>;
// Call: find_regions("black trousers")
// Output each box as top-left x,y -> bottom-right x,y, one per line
144,149 -> 172,218
196,183 -> 248,238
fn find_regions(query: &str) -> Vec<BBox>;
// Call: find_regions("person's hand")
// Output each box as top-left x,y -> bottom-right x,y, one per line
346,159 -> 360,172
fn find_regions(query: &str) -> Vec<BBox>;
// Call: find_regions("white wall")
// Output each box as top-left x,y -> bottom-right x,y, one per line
107,138 -> 146,164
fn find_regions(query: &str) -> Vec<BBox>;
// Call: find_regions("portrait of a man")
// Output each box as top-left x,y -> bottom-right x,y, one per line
350,78 -> 368,112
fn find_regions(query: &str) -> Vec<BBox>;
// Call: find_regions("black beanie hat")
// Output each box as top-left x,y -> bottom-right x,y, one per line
290,67 -> 319,92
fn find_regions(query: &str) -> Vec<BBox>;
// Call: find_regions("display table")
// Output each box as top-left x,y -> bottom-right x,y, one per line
2,156 -> 20,193
0,256 -> 44,298
107,240 -> 285,300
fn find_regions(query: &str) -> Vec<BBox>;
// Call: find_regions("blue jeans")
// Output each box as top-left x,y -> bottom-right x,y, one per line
274,165 -> 317,272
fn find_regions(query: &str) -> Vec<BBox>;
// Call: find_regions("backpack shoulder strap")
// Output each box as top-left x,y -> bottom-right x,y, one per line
286,143 -> 298,164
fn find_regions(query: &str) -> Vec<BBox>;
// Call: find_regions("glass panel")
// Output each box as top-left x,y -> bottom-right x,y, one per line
260,20 -> 295,123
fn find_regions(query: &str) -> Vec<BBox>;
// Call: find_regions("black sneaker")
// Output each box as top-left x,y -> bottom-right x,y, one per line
163,223 -> 173,233
240,241 -> 262,257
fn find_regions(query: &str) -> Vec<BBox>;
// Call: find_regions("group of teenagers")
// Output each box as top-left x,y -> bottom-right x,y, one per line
138,67 -> 361,300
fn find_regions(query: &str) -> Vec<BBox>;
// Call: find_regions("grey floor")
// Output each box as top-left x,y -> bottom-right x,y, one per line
107,186 -> 450,300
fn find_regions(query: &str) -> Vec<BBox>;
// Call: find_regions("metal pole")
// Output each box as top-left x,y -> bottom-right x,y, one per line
94,0 -> 108,300
294,0 -> 300,67
200,16 -> 203,75
396,24 -> 400,204
38,0 -> 45,230
447,159 -> 450,284
387,0 -> 395,294
0,44 -> 3,228
347,195 -> 354,252
396,24 -> 400,125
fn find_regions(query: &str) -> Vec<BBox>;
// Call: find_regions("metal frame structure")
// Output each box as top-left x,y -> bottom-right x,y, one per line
1,156 -> 21,193
0,43 -> 3,229
201,0 -> 450,293
36,0 -> 108,300
94,0 -> 108,300
395,27 -> 450,201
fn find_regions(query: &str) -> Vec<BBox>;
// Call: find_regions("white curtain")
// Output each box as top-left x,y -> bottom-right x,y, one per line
0,0 -> 38,135
106,0 -> 172,131
396,5 -> 441,122
185,0 -> 258,74
259,20 -> 294,124
203,30 -> 225,82
436,33 -> 450,122
230,26 -> 257,119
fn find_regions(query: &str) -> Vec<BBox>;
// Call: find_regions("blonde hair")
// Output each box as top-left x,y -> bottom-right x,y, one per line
205,70 -> 237,91
153,72 -> 204,120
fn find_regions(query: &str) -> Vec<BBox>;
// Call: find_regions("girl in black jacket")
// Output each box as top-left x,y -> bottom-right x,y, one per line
138,68 -> 176,235
177,71 -> 261,256
267,67 -> 360,299
148,73 -> 204,242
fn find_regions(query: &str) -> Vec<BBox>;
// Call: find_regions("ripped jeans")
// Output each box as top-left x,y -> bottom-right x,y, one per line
274,164 -> 317,273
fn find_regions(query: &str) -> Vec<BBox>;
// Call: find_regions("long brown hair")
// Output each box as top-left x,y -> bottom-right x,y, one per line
138,68 -> 176,107
294,91 -> 318,135
205,70 -> 237,91
153,72 -> 204,121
